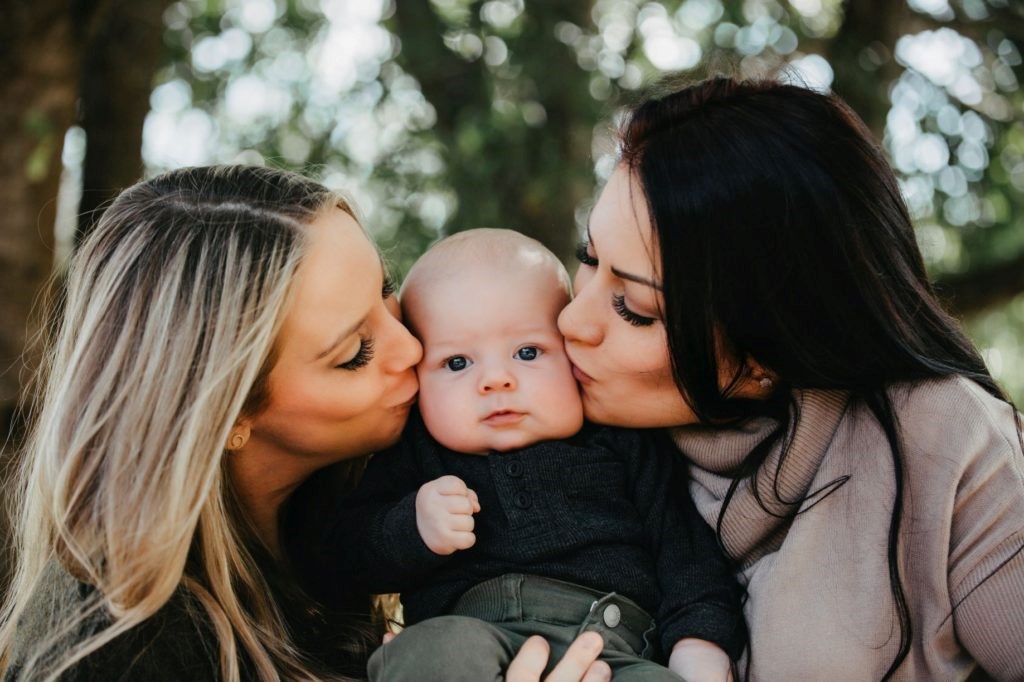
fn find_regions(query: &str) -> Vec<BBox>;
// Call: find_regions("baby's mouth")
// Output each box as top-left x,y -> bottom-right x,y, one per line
482,410 -> 526,426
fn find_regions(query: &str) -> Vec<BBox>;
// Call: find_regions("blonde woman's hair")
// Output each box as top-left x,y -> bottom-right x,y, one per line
0,165 -> 358,681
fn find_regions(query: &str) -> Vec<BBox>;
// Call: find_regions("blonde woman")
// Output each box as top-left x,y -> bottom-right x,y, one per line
0,166 -> 611,681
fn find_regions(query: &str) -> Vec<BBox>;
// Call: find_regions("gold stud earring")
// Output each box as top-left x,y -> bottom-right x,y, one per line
226,425 -> 250,451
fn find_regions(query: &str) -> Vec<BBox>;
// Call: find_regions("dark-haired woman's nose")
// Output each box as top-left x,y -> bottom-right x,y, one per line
558,292 -> 603,347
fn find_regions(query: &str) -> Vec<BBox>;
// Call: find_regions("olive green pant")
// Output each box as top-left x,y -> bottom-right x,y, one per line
368,574 -> 682,681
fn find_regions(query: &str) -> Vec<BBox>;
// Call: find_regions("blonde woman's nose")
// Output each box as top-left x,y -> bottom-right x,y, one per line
383,315 -> 423,372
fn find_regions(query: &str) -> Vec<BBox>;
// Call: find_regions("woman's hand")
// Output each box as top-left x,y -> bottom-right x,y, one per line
506,632 -> 611,682
382,630 -> 610,681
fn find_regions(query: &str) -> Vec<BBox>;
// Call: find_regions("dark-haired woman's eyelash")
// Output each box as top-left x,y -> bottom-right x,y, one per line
575,241 -> 598,267
382,276 -> 396,299
338,337 -> 375,370
612,294 -> 655,327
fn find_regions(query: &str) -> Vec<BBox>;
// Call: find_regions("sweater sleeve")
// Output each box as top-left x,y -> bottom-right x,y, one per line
945,401 -> 1024,681
313,417 -> 451,595
618,429 -> 747,660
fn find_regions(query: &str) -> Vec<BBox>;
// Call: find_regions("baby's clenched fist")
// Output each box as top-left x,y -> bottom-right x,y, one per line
415,475 -> 481,555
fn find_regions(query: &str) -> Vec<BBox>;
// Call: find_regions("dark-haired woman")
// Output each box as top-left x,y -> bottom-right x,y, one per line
558,77 -> 1024,680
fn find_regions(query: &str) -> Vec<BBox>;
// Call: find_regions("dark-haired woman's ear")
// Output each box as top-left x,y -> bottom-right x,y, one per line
226,423 -> 252,451
744,358 -> 778,396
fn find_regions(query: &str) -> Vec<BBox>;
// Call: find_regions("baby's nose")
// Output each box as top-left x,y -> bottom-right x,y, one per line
479,366 -> 517,393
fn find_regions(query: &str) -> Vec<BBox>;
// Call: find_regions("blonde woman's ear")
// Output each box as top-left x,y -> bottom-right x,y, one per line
226,423 -> 251,451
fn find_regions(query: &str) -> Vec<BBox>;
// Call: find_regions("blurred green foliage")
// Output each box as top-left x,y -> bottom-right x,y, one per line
87,0 -> 1024,400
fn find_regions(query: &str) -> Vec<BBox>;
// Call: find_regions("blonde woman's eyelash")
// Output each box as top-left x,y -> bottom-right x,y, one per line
382,276 -> 396,298
338,337 -> 375,370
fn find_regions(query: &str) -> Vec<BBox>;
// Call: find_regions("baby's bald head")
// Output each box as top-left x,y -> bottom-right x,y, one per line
399,228 -> 583,454
400,228 -> 572,335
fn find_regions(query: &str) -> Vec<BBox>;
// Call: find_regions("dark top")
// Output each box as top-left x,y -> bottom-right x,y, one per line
3,465 -> 379,681
309,411 -> 746,659
2,561 -> 219,682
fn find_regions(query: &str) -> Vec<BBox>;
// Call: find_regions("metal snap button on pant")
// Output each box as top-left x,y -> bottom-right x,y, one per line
452,573 -> 658,659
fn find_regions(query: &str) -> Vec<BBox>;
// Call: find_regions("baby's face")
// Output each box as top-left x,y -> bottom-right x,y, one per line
408,266 -> 584,454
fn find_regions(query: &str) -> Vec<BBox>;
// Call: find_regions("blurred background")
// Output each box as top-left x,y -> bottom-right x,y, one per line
3,0 -> 1024,453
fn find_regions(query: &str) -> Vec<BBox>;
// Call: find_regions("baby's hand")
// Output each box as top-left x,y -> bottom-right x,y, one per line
415,475 -> 481,555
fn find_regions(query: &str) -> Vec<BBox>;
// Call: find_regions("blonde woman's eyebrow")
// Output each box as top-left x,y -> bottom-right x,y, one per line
317,261 -> 392,361
316,318 -> 363,361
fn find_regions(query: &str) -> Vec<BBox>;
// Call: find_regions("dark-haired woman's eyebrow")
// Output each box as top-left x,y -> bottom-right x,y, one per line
588,226 -> 663,291
611,266 -> 662,291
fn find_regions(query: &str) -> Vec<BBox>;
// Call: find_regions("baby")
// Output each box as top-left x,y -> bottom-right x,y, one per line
324,229 -> 744,680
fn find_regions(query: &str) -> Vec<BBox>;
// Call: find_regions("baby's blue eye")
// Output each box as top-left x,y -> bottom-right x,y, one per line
515,346 -> 540,361
445,356 -> 470,371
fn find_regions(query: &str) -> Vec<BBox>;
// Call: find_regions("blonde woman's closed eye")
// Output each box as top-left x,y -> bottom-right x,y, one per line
337,337 -> 375,370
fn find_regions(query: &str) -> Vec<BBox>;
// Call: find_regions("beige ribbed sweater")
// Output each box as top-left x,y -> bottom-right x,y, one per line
673,376 -> 1024,681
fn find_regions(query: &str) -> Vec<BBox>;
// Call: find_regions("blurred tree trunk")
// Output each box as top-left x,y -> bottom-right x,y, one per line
0,0 -> 166,441
0,0 -> 76,603
0,2 -> 79,453
77,0 -> 168,244
391,0 -> 600,264
936,252 -> 1024,319
815,0 -> 911,140
0,0 -> 167,592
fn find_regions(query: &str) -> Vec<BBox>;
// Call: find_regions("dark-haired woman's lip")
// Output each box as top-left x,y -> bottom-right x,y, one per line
571,364 -> 594,385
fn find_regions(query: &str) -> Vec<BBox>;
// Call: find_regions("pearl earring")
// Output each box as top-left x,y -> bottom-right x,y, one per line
758,376 -> 774,390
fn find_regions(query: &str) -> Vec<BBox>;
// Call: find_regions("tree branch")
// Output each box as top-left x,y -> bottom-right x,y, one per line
935,250 -> 1024,318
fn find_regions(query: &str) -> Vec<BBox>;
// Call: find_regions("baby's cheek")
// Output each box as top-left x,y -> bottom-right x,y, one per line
421,400 -> 476,452
417,380 -> 455,433
543,371 -> 585,437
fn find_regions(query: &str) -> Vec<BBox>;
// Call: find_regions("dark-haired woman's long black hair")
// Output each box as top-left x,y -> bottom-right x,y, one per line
619,76 -> 1019,680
